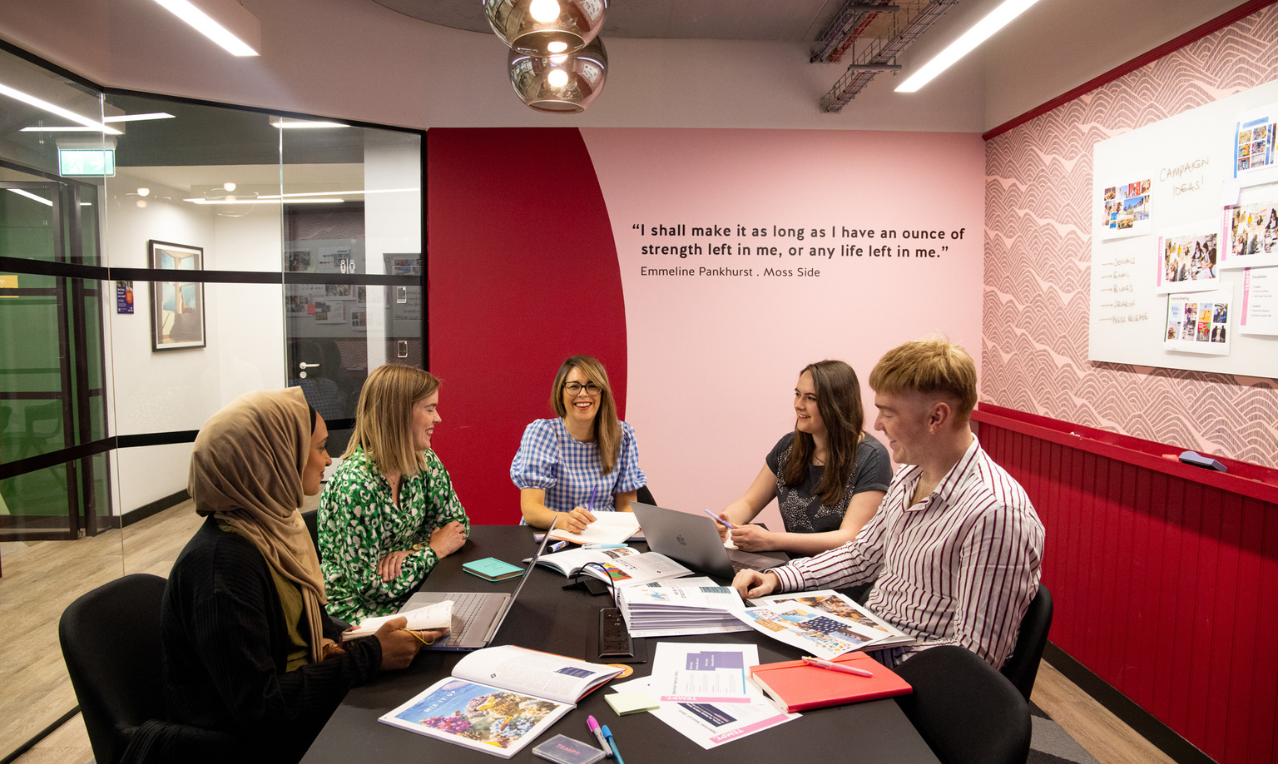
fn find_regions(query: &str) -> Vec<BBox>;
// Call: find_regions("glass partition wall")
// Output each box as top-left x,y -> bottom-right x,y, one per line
0,45 -> 422,759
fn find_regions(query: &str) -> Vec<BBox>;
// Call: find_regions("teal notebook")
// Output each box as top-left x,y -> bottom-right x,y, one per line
462,557 -> 525,581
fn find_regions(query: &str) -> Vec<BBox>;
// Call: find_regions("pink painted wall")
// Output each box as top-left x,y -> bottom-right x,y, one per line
983,4 -> 1278,468
582,128 -> 985,525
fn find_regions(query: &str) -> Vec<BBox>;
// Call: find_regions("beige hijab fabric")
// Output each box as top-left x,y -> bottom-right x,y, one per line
188,386 -> 327,663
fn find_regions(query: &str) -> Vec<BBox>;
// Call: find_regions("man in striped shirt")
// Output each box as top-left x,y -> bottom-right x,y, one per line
733,337 -> 1044,669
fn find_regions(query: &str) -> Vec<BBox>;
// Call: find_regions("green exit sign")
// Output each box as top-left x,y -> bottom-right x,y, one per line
58,148 -> 115,177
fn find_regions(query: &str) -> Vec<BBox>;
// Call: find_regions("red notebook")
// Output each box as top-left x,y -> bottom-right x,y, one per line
748,653 -> 912,713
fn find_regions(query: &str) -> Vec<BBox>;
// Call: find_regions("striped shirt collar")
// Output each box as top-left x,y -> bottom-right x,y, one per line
897,434 -> 982,514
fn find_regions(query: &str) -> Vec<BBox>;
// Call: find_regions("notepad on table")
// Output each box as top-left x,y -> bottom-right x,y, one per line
748,652 -> 911,713
463,557 -> 525,581
548,512 -> 641,545
606,689 -> 659,715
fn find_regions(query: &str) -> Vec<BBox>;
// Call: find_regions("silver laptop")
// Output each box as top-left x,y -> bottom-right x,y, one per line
630,502 -> 787,579
400,529 -> 551,651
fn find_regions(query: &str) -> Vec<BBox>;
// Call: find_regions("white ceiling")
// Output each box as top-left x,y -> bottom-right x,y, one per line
0,0 -> 1257,133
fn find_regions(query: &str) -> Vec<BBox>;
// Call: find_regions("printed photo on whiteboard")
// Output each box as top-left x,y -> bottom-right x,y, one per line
324,283 -> 354,299
1155,222 -> 1219,294
313,299 -> 347,324
1101,177 -> 1152,239
1222,193 -> 1278,270
286,250 -> 311,272
1240,267 -> 1278,336
1164,287 -> 1233,356
351,308 -> 368,331
286,295 -> 310,315
1234,103 -> 1278,186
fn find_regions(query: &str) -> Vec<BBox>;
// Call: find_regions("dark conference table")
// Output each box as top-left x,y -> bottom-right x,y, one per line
303,526 -> 940,764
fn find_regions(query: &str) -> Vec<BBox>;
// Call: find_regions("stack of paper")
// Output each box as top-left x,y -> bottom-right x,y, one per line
607,642 -> 798,750
617,577 -> 751,637
731,602 -> 887,660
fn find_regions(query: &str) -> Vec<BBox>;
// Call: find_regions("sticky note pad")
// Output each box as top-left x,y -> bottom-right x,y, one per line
462,557 -> 524,581
606,689 -> 660,715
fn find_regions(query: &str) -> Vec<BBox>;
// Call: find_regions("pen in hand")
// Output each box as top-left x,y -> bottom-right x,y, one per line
702,507 -> 735,529
801,655 -> 873,677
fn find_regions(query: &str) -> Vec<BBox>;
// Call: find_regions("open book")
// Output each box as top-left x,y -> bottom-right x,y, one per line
747,590 -> 911,649
532,545 -> 640,577
342,600 -> 453,641
526,549 -> 691,588
547,512 -> 641,545
379,645 -> 622,758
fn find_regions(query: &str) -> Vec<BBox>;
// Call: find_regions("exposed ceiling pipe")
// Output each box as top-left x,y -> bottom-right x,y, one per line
819,0 -> 960,112
811,0 -> 898,63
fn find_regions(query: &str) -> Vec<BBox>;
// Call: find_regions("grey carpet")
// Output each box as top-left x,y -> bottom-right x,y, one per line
1030,702 -> 1101,764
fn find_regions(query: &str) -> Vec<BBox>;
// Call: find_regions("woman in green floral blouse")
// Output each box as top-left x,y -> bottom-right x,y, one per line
319,365 -> 470,623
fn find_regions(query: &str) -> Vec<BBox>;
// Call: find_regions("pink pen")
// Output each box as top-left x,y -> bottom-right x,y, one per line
586,715 -> 613,757
801,656 -> 873,677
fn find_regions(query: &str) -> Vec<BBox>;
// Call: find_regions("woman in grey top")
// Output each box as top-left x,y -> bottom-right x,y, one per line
715,360 -> 892,555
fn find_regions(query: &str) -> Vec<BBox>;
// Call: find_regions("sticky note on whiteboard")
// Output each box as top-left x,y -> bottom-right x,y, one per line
1221,178 -> 1242,207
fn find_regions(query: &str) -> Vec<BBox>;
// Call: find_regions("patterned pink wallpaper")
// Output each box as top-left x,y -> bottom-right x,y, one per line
983,6 -> 1278,469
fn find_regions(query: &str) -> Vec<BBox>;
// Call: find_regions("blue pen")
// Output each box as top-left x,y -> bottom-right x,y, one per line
583,543 -> 628,549
587,485 -> 598,514
600,725 -> 624,764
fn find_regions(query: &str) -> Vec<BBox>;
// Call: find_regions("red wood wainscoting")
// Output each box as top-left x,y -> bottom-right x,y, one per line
973,404 -> 1278,764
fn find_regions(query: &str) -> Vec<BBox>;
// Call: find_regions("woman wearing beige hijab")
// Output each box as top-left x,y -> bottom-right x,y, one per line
150,388 -> 443,763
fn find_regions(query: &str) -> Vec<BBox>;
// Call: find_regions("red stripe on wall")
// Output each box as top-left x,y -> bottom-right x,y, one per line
980,421 -> 1278,763
427,128 -> 627,525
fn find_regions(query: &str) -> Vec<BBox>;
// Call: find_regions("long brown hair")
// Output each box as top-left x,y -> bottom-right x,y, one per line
345,364 -> 441,477
782,360 -> 865,507
550,355 -> 622,475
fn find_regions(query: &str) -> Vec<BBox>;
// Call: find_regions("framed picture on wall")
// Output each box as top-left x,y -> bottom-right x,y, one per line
148,240 -> 206,351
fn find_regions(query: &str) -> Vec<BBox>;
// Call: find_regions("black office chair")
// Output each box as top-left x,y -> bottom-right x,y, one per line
637,485 -> 656,506
302,508 -> 320,556
59,574 -> 168,764
895,646 -> 1031,764
1001,583 -> 1053,702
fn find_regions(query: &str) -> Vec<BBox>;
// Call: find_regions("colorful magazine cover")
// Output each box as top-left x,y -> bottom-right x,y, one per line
380,678 -> 570,759
731,603 -> 884,660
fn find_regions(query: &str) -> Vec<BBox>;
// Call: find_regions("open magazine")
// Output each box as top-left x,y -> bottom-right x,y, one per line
379,645 -> 622,758
747,590 -> 911,649
731,603 -> 887,661
531,545 -> 640,577
530,549 -> 691,588
342,601 -> 453,641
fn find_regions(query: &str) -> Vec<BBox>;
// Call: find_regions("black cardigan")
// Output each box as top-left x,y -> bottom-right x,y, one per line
147,515 -> 382,764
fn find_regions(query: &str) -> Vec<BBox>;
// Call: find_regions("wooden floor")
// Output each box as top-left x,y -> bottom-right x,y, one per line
2,500 -> 1174,764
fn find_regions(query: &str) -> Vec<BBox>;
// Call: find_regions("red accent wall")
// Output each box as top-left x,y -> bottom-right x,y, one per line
427,128 -> 627,525
976,406 -> 1278,764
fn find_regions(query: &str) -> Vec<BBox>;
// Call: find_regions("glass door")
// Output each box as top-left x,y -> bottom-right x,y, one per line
0,176 -> 109,542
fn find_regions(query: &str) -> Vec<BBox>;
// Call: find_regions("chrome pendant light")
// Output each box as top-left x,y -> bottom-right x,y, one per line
484,0 -> 606,57
508,36 -> 607,113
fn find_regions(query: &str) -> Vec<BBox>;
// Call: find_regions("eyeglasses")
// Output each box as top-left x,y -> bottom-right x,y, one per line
564,382 -> 601,396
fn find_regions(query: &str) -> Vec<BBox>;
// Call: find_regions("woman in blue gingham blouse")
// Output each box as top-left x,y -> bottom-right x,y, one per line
511,356 -> 646,532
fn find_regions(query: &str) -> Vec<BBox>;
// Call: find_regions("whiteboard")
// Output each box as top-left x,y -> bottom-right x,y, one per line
1090,79 -> 1278,378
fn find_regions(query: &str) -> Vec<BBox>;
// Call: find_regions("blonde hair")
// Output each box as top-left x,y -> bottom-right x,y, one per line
869,336 -> 978,420
344,364 -> 440,476
550,355 -> 622,475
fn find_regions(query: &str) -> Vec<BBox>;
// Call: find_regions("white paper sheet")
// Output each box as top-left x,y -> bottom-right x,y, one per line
610,677 -> 798,750
650,643 -> 756,704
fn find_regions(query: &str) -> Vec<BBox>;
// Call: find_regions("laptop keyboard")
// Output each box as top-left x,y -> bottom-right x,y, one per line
444,592 -> 489,646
